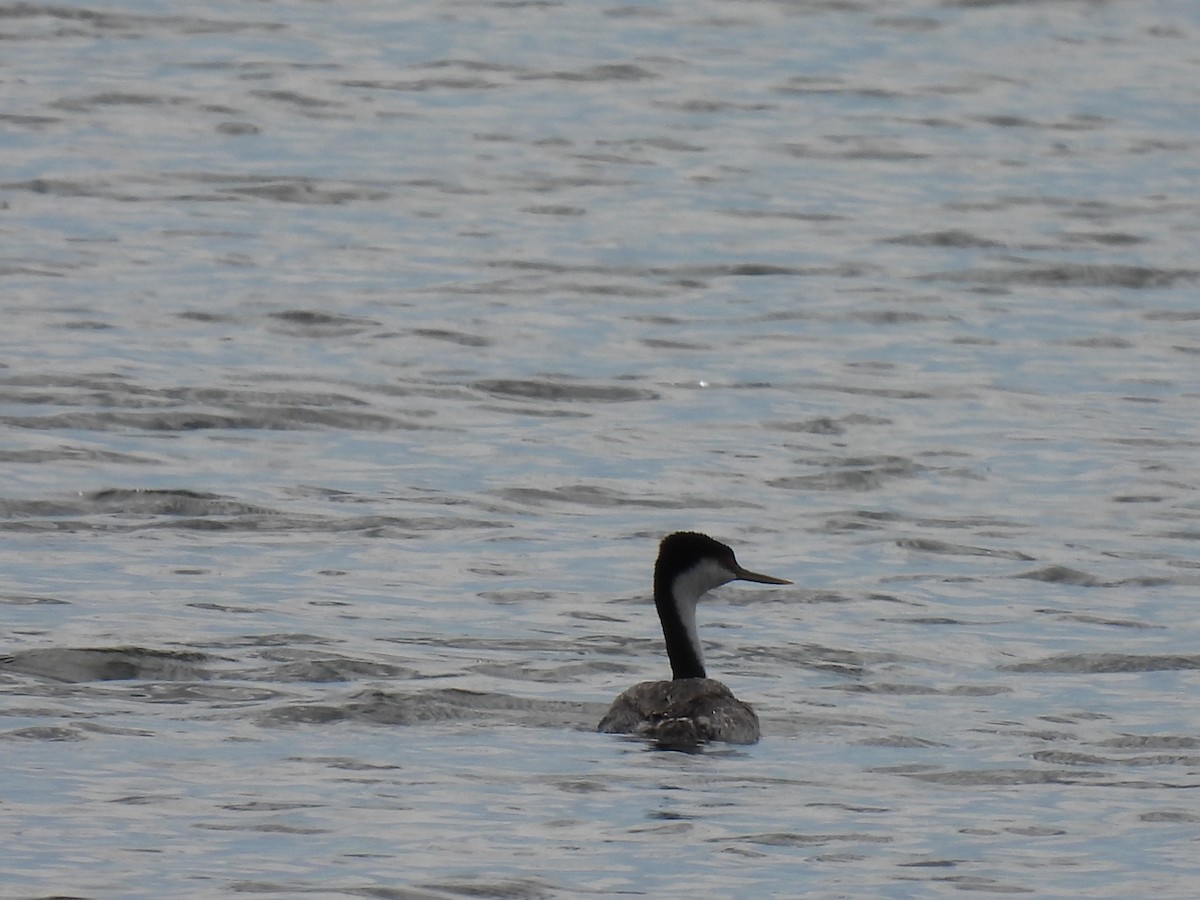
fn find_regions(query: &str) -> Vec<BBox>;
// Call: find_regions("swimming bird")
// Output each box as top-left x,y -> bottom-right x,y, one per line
598,531 -> 791,746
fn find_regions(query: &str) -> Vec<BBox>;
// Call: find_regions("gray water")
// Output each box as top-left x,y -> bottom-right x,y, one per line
2,1 -> 1199,897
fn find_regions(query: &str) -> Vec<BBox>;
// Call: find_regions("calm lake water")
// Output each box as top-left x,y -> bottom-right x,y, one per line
2,1 -> 1199,897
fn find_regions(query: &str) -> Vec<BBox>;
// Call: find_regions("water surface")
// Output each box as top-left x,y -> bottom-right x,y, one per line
2,1 -> 1199,897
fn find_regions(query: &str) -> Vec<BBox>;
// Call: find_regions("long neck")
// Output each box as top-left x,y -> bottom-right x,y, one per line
654,571 -> 706,680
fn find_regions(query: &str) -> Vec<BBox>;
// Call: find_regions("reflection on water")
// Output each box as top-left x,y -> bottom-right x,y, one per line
2,0 -> 1199,896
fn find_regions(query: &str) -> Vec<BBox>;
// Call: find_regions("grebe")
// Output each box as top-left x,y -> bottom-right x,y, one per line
598,531 -> 790,746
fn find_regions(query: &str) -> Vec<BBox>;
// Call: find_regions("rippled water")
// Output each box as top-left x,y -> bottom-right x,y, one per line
3,1 -> 1199,897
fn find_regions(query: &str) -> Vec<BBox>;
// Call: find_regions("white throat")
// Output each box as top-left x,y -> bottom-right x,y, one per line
668,558 -> 737,672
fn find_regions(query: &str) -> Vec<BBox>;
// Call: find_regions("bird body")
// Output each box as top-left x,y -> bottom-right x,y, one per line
598,532 -> 790,746
599,676 -> 760,745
